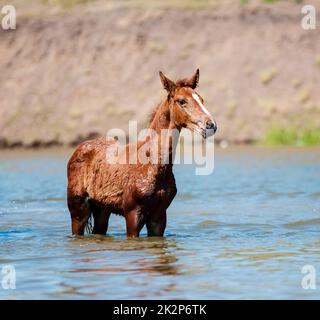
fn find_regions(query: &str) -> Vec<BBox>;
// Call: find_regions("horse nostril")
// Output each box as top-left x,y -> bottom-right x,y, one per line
205,120 -> 217,133
206,120 -> 214,129
213,121 -> 217,133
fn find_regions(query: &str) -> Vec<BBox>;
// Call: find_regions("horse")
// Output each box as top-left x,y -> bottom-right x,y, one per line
67,69 -> 217,237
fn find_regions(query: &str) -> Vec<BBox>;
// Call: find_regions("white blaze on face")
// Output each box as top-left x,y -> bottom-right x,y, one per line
192,93 -> 211,117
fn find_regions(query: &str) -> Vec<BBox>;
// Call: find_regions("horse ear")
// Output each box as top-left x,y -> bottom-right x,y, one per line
188,68 -> 200,89
159,71 -> 176,94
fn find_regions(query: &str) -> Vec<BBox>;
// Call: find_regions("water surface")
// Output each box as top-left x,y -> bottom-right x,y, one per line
0,147 -> 319,299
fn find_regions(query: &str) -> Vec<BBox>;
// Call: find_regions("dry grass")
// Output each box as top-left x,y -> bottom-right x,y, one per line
259,67 -> 278,85
0,0 -> 307,13
297,88 -> 311,104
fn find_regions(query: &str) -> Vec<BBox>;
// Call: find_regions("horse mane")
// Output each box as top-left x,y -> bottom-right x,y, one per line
148,101 -> 162,124
149,78 -> 194,124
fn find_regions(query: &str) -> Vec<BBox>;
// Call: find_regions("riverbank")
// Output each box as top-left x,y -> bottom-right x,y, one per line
0,0 -> 319,148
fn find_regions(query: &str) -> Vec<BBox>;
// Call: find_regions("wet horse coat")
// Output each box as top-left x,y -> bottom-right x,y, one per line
67,70 -> 217,237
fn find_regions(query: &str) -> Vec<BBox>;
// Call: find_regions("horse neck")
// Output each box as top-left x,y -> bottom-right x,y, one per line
148,99 -> 180,167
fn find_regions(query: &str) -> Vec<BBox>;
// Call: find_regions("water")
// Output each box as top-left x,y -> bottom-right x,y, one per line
0,147 -> 319,299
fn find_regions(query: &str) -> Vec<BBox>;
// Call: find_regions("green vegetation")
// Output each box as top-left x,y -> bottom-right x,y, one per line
263,127 -> 320,146
301,130 -> 320,146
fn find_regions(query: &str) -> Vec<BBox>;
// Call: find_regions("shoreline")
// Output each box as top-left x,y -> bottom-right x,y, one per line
1,141 -> 320,154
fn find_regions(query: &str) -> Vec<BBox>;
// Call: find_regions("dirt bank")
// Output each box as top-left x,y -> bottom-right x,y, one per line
0,0 -> 320,147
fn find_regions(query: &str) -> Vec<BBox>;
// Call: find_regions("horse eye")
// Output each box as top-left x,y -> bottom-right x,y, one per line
177,98 -> 187,107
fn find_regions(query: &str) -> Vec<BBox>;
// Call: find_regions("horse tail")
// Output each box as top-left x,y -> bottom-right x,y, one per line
85,211 -> 93,234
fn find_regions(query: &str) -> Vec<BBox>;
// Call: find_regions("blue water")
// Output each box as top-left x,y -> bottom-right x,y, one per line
0,147 -> 319,299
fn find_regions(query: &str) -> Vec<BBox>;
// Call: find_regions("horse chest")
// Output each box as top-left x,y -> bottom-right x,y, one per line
135,167 -> 176,204
155,188 -> 166,200
136,180 -> 172,201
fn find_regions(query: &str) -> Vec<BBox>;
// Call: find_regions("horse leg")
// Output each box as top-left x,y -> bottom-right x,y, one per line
91,203 -> 111,235
67,195 -> 90,236
146,209 -> 167,237
125,206 -> 146,238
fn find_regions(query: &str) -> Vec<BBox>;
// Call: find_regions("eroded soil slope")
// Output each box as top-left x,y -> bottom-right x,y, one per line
0,1 -> 319,147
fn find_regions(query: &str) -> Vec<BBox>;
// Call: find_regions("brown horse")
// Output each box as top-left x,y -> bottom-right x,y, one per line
67,69 -> 217,237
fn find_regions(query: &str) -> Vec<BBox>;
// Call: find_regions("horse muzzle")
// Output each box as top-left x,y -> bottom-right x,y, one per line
205,119 -> 217,134
199,119 -> 217,139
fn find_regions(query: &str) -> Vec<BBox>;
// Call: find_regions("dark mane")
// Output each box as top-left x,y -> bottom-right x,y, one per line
148,101 -> 162,124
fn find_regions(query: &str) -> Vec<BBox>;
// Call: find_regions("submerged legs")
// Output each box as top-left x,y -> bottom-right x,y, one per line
146,209 -> 167,237
68,195 -> 90,236
91,203 -> 111,235
125,206 -> 146,237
